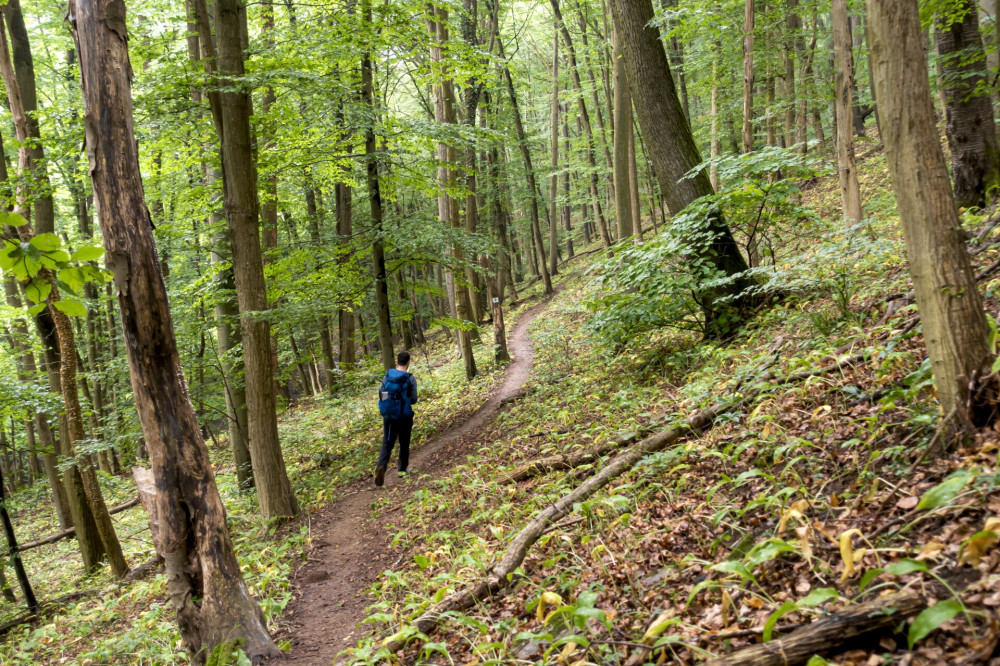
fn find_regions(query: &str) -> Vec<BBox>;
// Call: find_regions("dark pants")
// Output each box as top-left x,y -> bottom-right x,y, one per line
377,415 -> 413,471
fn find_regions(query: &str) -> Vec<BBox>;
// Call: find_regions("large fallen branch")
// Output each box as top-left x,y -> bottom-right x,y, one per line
18,497 -> 140,552
704,590 -> 925,666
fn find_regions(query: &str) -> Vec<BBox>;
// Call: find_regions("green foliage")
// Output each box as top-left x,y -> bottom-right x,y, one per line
0,234 -> 109,318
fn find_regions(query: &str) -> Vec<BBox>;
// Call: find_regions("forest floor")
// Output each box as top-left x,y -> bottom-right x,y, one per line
273,286 -> 558,665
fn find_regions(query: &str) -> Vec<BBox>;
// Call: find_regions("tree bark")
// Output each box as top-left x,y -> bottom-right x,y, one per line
936,0 -> 1000,208
613,22 -> 634,240
208,0 -> 297,519
868,0 -> 995,425
832,0 -> 863,227
69,0 -> 280,658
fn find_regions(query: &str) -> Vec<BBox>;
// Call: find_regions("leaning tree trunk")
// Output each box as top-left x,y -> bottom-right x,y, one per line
936,0 -> 1000,209
68,1 -> 280,660
832,0 -> 863,227
609,0 -> 751,333
867,0 -> 994,427
210,0 -> 297,519
548,30 -> 561,275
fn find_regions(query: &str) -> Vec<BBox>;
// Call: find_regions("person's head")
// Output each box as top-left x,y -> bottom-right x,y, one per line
396,351 -> 411,369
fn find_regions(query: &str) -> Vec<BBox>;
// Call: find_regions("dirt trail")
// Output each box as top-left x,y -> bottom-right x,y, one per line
274,296 -> 552,665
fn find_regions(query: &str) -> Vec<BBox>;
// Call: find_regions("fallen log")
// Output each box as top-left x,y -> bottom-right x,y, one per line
704,590 -> 925,666
18,497 -> 140,552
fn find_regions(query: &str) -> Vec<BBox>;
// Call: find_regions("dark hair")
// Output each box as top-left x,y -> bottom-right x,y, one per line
397,351 -> 411,366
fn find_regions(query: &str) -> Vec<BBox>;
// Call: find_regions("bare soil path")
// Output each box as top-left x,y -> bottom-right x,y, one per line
273,295 -> 552,665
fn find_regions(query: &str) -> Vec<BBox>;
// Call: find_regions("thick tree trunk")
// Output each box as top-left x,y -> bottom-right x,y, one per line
742,0 -> 755,153
868,0 -> 994,425
609,0 -> 751,332
613,23 -> 634,240
69,1 -> 280,658
936,0 -> 1000,208
209,0 -> 297,519
832,0 -> 863,227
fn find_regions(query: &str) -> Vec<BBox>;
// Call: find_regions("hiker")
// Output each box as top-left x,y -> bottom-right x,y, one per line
374,351 -> 418,487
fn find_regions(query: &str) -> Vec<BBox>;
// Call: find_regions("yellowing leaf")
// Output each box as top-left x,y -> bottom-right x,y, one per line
642,610 -> 678,644
536,591 -> 563,623
839,529 -> 863,586
778,499 -> 810,535
916,541 -> 947,562
796,525 -> 813,563
959,517 -> 1000,567
558,641 -> 578,664
811,405 -> 832,419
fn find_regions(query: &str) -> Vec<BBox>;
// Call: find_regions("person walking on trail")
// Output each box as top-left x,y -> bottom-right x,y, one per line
374,351 -> 418,487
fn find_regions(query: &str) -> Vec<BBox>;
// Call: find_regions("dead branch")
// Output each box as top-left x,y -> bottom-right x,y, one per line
18,497 -> 140,552
704,590 -> 925,666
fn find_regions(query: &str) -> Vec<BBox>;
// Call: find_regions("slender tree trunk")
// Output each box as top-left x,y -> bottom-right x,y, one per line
561,106 -> 574,258
936,0 -> 1000,208
549,30 -> 562,273
783,0 -> 798,148
868,0 -> 995,427
209,0 -> 297,520
832,0 -> 864,227
628,118 -> 642,239
549,0 -> 612,249
429,2 -> 477,379
499,36 -> 553,296
742,0 -> 755,153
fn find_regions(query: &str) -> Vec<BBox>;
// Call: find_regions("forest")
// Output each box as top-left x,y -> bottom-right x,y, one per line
0,0 -> 998,663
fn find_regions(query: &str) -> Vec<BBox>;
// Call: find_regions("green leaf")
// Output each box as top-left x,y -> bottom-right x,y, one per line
71,245 -> 104,262
885,559 -> 929,577
908,599 -> 963,649
0,210 -> 28,228
53,299 -> 87,317
57,267 -> 85,294
806,657 -> 830,666
24,278 -> 51,304
26,303 -> 45,316
917,473 -> 971,510
413,554 -> 430,570
798,587 -> 839,607
29,233 -> 61,252
859,568 -> 884,592
763,600 -> 797,641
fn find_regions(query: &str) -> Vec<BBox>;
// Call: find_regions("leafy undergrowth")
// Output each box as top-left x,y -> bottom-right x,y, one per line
343,152 -> 1000,664
0,278 -> 551,664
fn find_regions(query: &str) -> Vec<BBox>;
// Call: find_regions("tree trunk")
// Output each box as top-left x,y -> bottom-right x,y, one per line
336,181 -> 355,368
783,0 -> 798,148
832,0 -> 864,227
498,36 -> 553,296
628,117 -> 642,239
549,0 -> 612,249
609,0 -> 751,333
742,0 -> 755,153
207,0 -> 297,519
867,0 -> 995,426
936,0 -> 1000,208
361,9 -> 395,372
549,30 -> 562,273
562,106 -> 574,258
613,22 -> 634,240
69,1 -> 280,658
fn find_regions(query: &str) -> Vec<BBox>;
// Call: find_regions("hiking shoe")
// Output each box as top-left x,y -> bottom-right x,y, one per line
374,465 -> 386,487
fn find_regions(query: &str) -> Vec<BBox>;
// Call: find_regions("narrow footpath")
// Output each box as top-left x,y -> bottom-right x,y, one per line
274,295 -> 553,665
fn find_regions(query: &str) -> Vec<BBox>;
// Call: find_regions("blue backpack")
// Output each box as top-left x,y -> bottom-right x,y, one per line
378,370 -> 412,419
